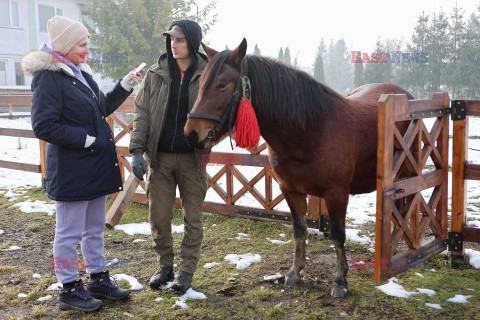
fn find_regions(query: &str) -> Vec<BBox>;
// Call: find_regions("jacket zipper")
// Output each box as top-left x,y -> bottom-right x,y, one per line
170,77 -> 183,152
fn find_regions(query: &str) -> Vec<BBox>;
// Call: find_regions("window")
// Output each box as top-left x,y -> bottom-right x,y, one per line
38,4 -> 62,32
15,62 -> 24,85
0,0 -> 20,28
0,62 -> 6,86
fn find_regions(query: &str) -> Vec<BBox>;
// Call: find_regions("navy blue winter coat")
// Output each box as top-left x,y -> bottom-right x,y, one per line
21,50 -> 132,201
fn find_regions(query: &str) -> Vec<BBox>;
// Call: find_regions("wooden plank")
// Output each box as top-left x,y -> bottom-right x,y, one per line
465,163 -> 480,181
438,93 -> 450,239
389,238 -> 446,278
0,94 -> 32,105
375,94 -> 395,283
466,100 -> 480,116
0,160 -> 40,173
463,226 -> 480,243
0,128 -> 36,138
392,170 -> 444,200
394,93 -> 448,122
105,174 -> 141,228
451,116 -> 468,256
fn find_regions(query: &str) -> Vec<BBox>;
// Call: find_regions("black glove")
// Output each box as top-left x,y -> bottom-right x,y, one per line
131,152 -> 147,181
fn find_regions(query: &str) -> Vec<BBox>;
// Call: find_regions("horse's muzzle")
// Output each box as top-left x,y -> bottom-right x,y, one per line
185,130 -> 207,149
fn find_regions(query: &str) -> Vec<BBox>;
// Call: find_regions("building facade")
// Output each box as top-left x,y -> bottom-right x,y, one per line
0,0 -> 113,90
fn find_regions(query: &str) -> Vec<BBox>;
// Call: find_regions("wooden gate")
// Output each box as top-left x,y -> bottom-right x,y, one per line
375,93 -> 451,282
451,99 -> 480,265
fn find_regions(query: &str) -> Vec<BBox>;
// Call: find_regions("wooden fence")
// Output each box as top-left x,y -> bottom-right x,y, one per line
0,93 -> 327,230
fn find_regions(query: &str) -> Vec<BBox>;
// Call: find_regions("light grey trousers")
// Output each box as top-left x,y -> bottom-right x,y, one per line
53,195 -> 107,283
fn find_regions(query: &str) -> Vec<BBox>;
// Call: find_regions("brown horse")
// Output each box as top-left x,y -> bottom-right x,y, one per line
184,39 -> 414,297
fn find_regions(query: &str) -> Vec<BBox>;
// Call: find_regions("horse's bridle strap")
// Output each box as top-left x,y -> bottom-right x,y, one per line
187,113 -> 222,122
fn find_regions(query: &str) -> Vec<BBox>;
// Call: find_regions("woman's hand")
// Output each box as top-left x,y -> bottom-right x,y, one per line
121,68 -> 143,91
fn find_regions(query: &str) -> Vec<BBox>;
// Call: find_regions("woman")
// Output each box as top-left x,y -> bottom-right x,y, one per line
21,15 -> 142,312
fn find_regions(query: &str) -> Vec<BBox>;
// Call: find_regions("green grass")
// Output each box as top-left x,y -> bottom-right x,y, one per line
0,186 -> 479,319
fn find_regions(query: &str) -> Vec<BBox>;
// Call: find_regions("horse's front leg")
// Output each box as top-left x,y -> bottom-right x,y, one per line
325,189 -> 349,298
280,188 -> 308,287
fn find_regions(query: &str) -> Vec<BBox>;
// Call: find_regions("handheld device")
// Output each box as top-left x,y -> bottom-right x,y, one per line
135,62 -> 147,74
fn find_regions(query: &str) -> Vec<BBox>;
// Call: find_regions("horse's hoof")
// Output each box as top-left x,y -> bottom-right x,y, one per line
330,286 -> 348,298
284,276 -> 299,287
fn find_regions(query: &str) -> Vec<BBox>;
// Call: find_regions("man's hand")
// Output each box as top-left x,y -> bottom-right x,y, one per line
131,152 -> 147,181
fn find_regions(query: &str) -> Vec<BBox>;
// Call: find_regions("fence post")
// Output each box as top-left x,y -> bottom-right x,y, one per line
451,107 -> 468,267
39,140 -> 47,190
8,104 -> 13,119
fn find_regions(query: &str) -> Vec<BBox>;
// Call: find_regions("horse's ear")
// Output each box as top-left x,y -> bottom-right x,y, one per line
228,38 -> 247,71
201,42 -> 218,60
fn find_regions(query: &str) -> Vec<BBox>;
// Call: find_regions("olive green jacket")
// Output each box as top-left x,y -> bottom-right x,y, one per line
129,53 -> 210,169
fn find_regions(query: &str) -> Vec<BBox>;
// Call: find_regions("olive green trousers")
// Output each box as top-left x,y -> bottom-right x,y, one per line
146,152 -> 207,274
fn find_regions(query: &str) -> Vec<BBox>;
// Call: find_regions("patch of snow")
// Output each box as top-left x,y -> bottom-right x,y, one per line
3,246 -> 21,251
230,232 -> 250,240
13,200 -> 55,215
203,262 -> 220,269
0,229 -> 4,235
154,297 -> 164,302
345,229 -> 372,245
307,228 -> 324,236
133,239 -> 146,242
279,233 -> 286,238
415,272 -> 424,278
37,295 -> 52,302
465,249 -> 480,269
46,283 -> 62,291
115,223 -> 184,236
376,278 -> 419,298
446,294 -> 473,303
32,274 -> 41,279
225,253 -> 261,270
181,288 -> 207,300
263,273 -> 283,281
172,299 -> 188,309
266,238 -> 291,244
417,288 -> 436,296
18,293 -> 27,298
112,274 -> 143,290
425,303 -> 442,309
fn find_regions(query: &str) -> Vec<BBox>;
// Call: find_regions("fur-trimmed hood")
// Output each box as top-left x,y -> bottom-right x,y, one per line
21,50 -> 92,77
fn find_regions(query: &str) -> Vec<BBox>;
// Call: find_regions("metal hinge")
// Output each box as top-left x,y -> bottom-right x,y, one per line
409,100 -> 467,121
447,231 -> 464,252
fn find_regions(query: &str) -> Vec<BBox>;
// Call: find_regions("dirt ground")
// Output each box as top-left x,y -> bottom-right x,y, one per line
1,202 -> 479,319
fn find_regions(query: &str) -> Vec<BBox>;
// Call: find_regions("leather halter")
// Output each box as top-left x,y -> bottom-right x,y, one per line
187,58 -> 248,141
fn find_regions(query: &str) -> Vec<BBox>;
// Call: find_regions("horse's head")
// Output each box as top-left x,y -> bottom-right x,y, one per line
184,39 -> 247,149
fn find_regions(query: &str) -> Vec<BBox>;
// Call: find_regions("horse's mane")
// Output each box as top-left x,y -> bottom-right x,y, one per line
201,50 -> 344,129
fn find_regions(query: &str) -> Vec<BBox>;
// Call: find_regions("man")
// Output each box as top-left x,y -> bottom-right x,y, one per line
129,20 -> 210,294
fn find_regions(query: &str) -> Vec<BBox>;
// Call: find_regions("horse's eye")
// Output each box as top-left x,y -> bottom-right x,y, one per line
216,83 -> 227,90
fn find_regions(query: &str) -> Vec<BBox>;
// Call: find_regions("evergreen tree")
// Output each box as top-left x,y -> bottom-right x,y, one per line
85,0 -> 217,80
406,12 -> 429,97
324,38 -> 353,94
278,47 -> 284,61
363,41 -> 392,84
446,4 -> 466,98
458,12 -> 480,98
313,49 -> 325,83
254,44 -> 261,56
353,61 -> 364,87
284,47 -> 291,64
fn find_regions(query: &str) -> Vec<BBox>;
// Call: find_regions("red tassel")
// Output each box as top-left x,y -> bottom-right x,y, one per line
235,97 -> 260,149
